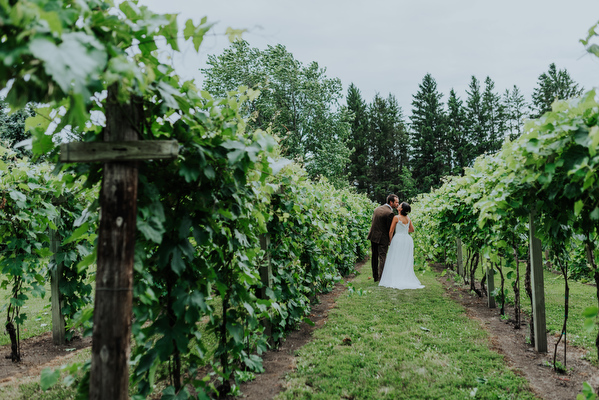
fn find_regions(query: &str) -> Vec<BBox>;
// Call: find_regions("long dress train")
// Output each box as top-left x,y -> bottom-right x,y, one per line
379,217 -> 424,290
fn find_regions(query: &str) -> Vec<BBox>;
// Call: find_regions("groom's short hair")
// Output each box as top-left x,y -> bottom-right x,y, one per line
386,194 -> 398,205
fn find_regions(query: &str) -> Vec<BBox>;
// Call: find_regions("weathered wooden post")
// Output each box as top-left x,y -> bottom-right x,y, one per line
258,233 -> 273,337
529,211 -> 547,353
258,234 -> 273,299
486,260 -> 496,309
456,238 -> 464,277
49,198 -> 66,345
60,87 -> 178,400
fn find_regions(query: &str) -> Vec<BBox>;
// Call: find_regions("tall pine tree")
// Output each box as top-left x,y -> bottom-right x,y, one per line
386,94 -> 414,201
365,94 -> 412,202
502,85 -> 528,141
464,75 -> 485,163
481,76 -> 506,154
410,73 -> 448,194
531,63 -> 583,118
446,89 -> 469,175
0,98 -> 33,158
346,83 -> 369,193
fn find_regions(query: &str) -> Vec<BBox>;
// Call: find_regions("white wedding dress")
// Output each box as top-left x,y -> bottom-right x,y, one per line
379,217 -> 424,290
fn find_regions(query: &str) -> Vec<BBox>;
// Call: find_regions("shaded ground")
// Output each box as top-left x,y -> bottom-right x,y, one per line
0,332 -> 91,385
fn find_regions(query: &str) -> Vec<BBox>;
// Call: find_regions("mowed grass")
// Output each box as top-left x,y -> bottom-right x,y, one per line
0,283 -> 53,346
277,266 -> 539,400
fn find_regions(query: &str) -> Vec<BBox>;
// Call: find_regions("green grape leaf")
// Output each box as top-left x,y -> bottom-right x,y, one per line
40,368 -> 61,391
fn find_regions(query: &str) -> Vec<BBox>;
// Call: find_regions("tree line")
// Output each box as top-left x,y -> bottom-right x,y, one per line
348,63 -> 583,203
3,41 -> 583,205
200,41 -> 584,203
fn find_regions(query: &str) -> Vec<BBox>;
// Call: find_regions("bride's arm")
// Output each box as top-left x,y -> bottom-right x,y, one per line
389,216 -> 398,242
408,218 -> 415,233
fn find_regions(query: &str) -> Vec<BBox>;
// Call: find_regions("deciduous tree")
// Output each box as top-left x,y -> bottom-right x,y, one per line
202,41 -> 351,187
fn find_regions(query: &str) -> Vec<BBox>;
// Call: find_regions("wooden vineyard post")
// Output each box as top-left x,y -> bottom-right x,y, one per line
49,198 -> 66,345
456,238 -> 464,277
258,234 -> 273,299
258,233 -> 273,337
90,89 -> 138,400
529,211 -> 547,353
60,87 -> 178,400
486,261 -> 496,309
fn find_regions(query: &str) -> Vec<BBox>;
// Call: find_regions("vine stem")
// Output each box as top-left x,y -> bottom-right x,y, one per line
513,242 -> 521,329
584,238 -> 599,362
553,256 -> 569,371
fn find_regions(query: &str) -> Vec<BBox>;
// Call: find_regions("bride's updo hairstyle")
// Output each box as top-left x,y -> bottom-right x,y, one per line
400,202 -> 411,216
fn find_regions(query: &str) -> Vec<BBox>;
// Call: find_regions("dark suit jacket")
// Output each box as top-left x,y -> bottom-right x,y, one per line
367,204 -> 394,246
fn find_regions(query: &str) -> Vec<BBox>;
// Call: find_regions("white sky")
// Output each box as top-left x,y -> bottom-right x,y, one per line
139,0 -> 599,116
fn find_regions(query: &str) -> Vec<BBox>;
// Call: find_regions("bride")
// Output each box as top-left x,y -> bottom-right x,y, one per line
379,202 -> 424,290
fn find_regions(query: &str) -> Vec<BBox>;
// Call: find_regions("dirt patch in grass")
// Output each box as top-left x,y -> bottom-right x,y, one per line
0,331 -> 91,386
434,264 -> 599,400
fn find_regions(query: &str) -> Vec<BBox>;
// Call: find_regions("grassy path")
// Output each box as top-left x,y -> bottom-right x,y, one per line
276,267 -> 539,400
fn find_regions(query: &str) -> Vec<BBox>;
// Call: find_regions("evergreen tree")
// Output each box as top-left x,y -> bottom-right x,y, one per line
346,83 -> 369,193
464,75 -> 485,162
409,73 -> 448,194
386,94 -> 414,202
0,98 -> 33,157
366,94 -> 412,203
502,85 -> 528,141
481,76 -> 506,154
446,89 -> 469,175
531,63 -> 583,118
368,94 -> 396,201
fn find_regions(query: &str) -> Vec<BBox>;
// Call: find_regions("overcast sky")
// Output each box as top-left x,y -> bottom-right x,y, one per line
139,0 -> 599,116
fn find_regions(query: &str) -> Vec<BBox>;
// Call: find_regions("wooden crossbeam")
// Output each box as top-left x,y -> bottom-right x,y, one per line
60,140 -> 178,163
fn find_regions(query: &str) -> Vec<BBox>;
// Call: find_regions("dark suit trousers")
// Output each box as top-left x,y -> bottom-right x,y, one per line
371,242 -> 388,281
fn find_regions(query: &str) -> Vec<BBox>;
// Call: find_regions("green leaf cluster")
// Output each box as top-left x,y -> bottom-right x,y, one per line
3,1 -> 376,398
0,145 -> 95,342
202,40 -> 352,188
411,84 -> 599,362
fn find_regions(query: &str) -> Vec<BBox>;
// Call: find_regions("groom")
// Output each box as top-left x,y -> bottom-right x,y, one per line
367,194 -> 399,282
